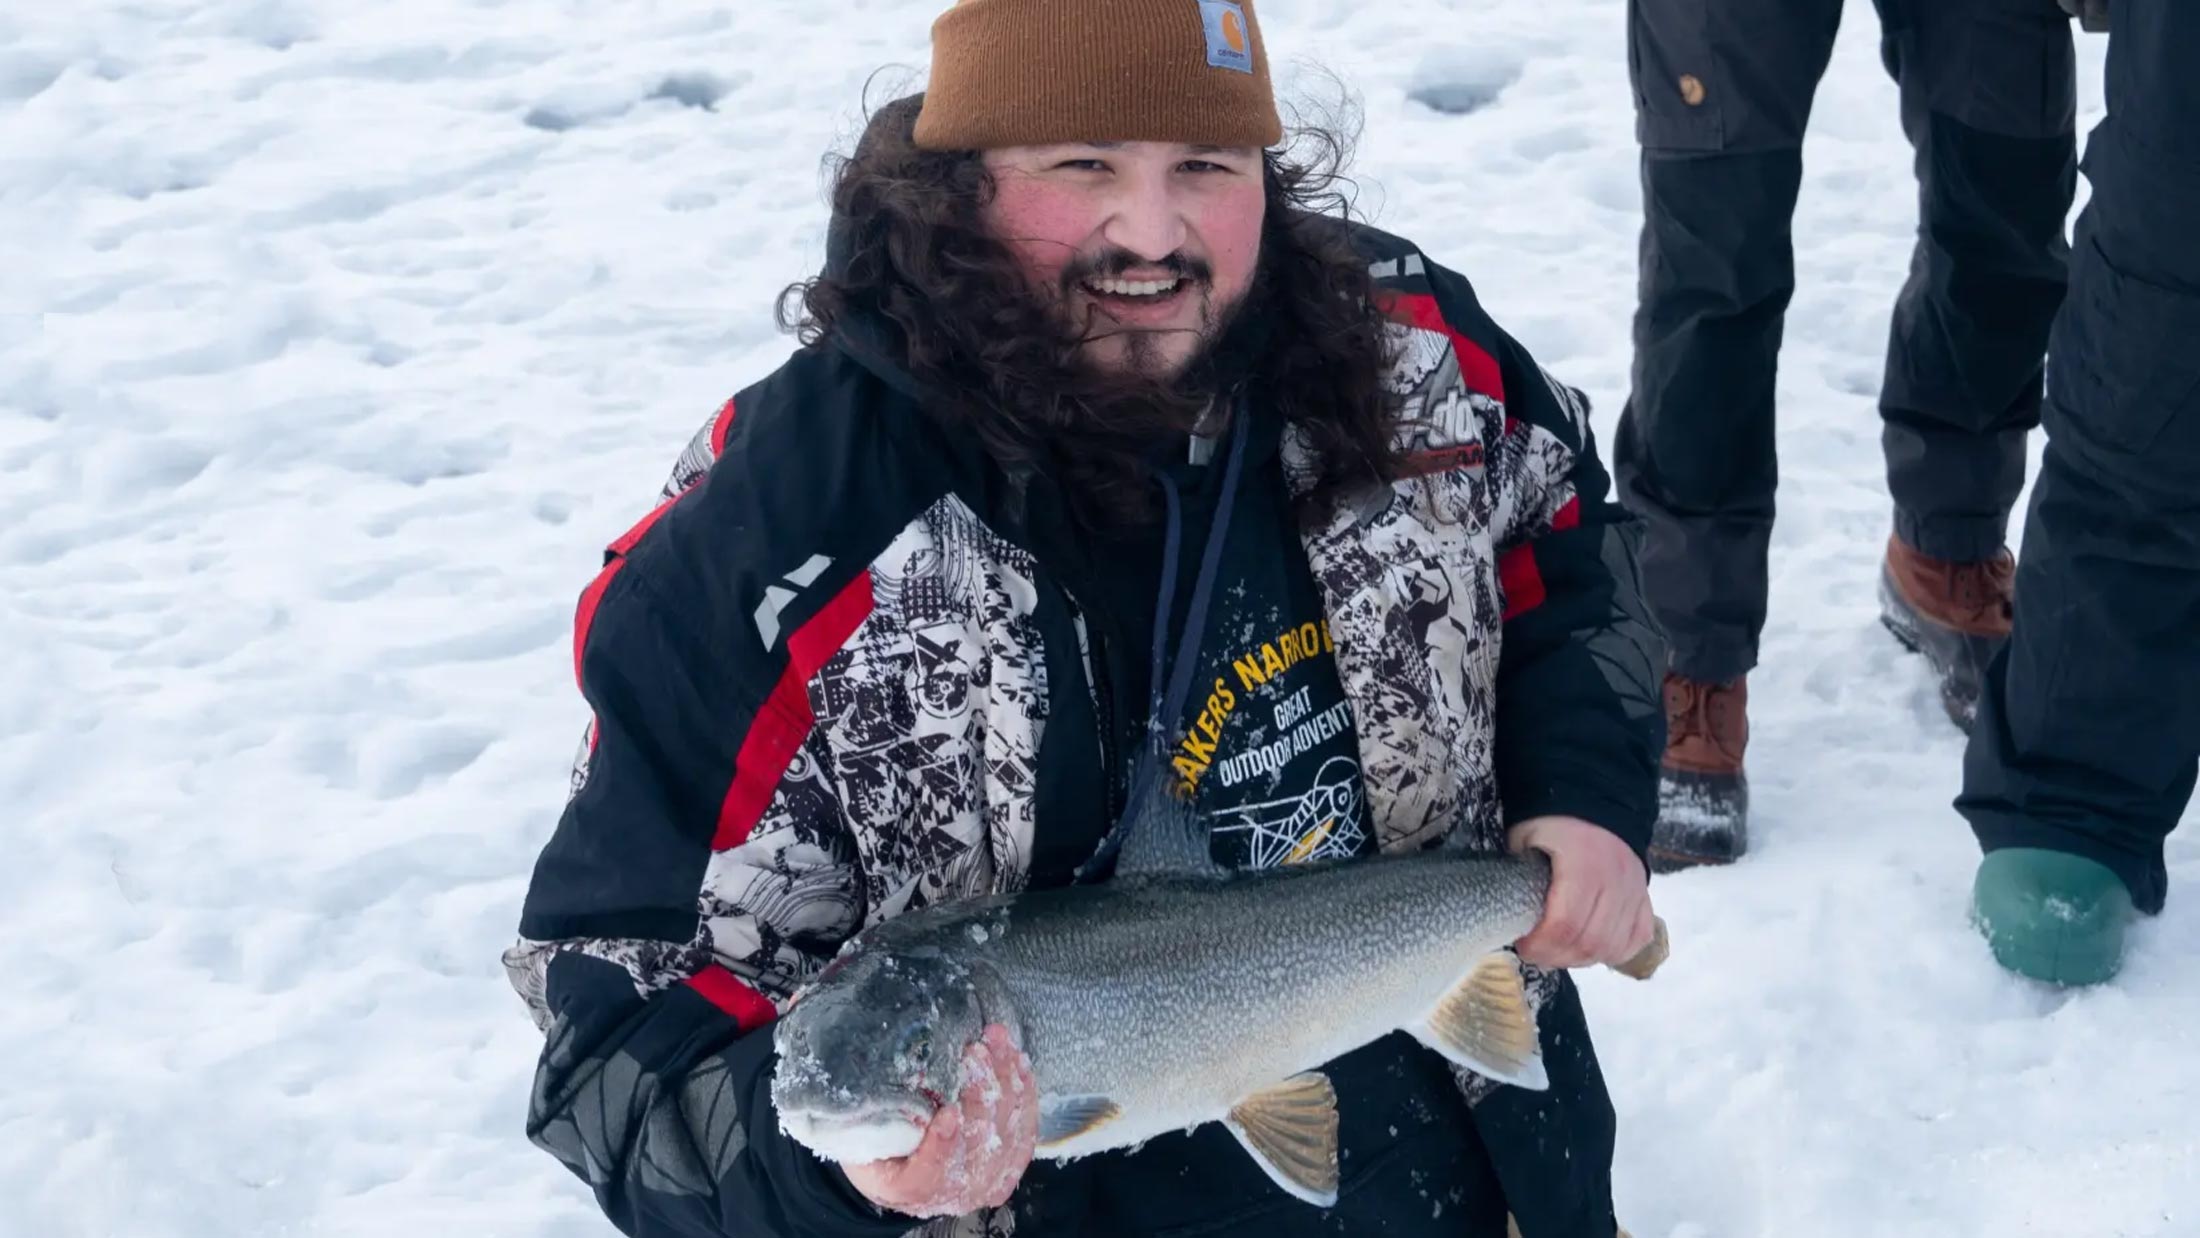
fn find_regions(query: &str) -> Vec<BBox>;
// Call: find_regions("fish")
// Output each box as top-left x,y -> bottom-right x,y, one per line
770,767 -> 1667,1207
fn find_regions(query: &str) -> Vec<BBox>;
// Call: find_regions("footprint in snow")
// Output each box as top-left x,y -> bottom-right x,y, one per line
525,71 -> 744,132
361,725 -> 493,800
1406,47 -> 1523,117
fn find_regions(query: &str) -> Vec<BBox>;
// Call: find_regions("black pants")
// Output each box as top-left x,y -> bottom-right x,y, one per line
1615,0 -> 2078,681
1959,0 -> 2200,916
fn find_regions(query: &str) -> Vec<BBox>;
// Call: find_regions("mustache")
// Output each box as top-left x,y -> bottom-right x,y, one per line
1058,249 -> 1214,294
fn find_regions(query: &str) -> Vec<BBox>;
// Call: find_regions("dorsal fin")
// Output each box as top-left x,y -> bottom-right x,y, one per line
1077,741 -> 1225,882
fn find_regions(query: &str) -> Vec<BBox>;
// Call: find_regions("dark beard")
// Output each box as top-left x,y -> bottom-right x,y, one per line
882,231 -> 1281,527
1090,313 -> 1196,381
1045,269 -> 1271,423
891,261 -> 1266,531
1019,277 -> 1276,529
1056,248 -> 1221,383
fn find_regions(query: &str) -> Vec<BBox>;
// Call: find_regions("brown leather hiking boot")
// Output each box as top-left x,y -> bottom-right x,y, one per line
1651,673 -> 1749,872
1878,534 -> 2014,732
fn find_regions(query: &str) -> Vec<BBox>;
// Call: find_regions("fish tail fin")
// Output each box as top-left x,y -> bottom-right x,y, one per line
1609,917 -> 1671,980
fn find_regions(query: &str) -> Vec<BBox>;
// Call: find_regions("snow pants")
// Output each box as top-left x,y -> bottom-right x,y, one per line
1960,0 -> 2200,916
1614,0 -> 2079,681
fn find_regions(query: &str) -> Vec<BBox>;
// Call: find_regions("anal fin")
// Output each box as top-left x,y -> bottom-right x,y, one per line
1224,1071 -> 1339,1208
1037,1095 -> 1121,1147
1411,952 -> 1548,1090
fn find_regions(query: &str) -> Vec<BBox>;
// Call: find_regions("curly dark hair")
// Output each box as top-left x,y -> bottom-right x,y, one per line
778,93 -> 1403,525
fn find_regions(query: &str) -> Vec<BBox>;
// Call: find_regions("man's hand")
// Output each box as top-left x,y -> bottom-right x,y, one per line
843,1024 -> 1037,1218
1508,815 -> 1656,970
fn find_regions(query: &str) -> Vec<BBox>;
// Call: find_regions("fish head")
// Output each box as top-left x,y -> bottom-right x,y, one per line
771,948 -> 993,1163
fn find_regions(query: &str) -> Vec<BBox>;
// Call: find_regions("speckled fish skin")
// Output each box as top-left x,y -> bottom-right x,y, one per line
770,846 -> 1552,1166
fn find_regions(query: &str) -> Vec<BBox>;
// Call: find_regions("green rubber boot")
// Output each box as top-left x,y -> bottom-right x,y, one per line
1971,848 -> 2134,987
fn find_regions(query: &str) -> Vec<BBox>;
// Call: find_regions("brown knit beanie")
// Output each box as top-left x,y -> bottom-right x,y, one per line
912,0 -> 1284,152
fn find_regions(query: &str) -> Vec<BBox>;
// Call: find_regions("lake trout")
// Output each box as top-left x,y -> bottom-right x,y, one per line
771,773 -> 1667,1207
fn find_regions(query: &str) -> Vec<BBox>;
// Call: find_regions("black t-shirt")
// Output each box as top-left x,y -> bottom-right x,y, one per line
1166,478 -> 1372,869
1086,419 -> 1373,873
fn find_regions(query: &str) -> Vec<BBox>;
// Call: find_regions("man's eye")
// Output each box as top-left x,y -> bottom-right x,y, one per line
1181,160 -> 1227,173
1055,159 -> 1109,172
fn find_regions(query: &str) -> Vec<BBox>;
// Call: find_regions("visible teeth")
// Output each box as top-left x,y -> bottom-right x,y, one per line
1085,276 -> 1180,297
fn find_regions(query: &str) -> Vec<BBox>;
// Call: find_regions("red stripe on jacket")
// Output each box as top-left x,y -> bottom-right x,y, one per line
1500,497 -> 1583,622
713,572 -> 877,850
1378,290 -> 1506,404
686,965 -> 778,1030
573,496 -> 686,691
709,398 -> 738,457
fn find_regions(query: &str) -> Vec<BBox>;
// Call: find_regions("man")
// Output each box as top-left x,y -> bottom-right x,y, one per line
1963,0 -> 2199,986
1618,0 -> 2079,867
504,2 -> 1662,1234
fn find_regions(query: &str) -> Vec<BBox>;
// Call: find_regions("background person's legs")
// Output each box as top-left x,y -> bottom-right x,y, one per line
1959,0 -> 2200,984
1615,0 -> 1844,867
1873,0 -> 2078,728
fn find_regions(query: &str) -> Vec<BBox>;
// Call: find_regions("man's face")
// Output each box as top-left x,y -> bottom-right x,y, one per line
980,141 -> 1266,379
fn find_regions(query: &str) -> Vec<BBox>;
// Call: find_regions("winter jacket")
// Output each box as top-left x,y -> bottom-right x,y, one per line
503,219 -> 1663,1238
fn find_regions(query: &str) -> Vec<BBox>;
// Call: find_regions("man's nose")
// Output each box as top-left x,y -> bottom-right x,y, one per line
1100,174 -> 1189,266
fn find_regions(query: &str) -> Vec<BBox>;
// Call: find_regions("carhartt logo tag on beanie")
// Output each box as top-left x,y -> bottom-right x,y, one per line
912,0 -> 1284,151
1198,1 -> 1254,74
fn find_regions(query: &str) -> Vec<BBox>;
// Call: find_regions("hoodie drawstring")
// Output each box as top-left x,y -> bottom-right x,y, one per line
1075,394 -> 1251,882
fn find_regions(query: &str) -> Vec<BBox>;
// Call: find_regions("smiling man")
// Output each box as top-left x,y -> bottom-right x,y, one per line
978,135 -> 1262,378
504,2 -> 1662,1236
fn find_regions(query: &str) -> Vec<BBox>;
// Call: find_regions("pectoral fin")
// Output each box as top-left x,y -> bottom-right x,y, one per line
1411,952 -> 1548,1090
1224,1071 -> 1339,1208
1037,1095 -> 1121,1147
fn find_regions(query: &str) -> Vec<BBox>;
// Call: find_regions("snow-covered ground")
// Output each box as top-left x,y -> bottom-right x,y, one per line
5,2 -> 2185,1235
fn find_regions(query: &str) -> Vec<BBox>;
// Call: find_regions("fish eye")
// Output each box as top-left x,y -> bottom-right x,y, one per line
898,1025 -> 931,1061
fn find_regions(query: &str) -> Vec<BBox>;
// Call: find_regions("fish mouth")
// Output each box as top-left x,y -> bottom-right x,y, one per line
777,1104 -> 932,1164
